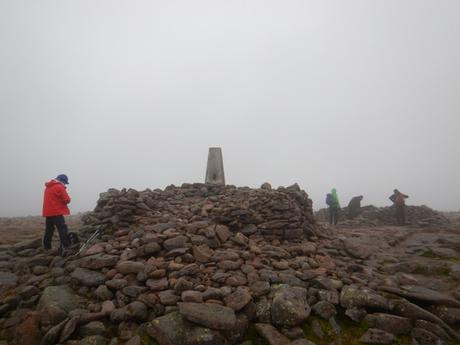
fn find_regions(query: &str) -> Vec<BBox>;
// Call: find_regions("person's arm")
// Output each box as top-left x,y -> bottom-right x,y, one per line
58,185 -> 71,204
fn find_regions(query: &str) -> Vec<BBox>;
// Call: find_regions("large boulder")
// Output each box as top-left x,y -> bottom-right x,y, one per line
38,286 -> 85,325
71,267 -> 106,287
340,285 -> 388,310
79,254 -> 119,270
178,302 -> 236,330
110,301 -> 148,322
143,311 -> 228,345
364,313 -> 412,335
224,287 -> 252,311
270,285 -> 311,327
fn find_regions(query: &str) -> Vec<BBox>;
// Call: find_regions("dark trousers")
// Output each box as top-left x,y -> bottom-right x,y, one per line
329,206 -> 339,225
44,216 -> 70,250
395,205 -> 406,226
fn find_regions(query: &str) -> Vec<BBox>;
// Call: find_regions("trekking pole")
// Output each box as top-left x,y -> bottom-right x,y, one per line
79,228 -> 101,254
70,227 -> 102,257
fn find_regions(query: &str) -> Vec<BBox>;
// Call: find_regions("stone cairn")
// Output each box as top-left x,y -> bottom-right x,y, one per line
82,183 -> 317,240
1,183 -> 460,345
316,204 -> 450,228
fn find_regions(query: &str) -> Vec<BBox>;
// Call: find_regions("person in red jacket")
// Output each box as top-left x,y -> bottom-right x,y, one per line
389,189 -> 409,226
42,174 -> 71,253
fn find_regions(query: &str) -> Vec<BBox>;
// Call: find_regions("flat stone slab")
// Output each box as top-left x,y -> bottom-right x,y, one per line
144,311 -> 227,345
341,285 -> 388,310
381,285 -> 460,308
178,302 -> 236,330
254,323 -> 290,345
365,313 -> 412,335
71,268 -> 106,287
360,328 -> 396,345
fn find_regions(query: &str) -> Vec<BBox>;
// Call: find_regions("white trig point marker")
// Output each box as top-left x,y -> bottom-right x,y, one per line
205,147 -> 225,185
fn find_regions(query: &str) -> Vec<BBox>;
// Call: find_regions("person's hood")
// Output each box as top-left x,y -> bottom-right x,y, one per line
45,179 -> 65,188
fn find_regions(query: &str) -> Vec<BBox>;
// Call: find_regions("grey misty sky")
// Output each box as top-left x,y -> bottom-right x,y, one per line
0,0 -> 459,216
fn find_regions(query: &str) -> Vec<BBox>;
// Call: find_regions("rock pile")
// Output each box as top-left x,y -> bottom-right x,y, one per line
316,205 -> 450,227
1,183 -> 460,345
83,183 -> 317,240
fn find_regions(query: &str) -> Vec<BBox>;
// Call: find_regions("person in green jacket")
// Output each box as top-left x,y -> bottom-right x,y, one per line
326,188 -> 340,225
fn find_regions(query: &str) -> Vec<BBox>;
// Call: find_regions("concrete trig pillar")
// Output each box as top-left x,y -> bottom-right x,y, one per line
205,147 -> 225,185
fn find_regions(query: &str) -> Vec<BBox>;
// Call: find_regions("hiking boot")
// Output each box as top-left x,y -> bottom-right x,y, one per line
58,247 -> 70,257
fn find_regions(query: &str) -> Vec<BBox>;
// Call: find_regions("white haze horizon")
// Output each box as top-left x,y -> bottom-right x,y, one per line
1,1 -> 459,217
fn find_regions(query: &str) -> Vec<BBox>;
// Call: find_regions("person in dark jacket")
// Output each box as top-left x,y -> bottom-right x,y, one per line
389,189 -> 409,225
42,174 -> 71,253
348,195 -> 363,219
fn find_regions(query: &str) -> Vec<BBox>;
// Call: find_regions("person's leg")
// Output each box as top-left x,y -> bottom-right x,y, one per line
55,215 -> 70,249
329,207 -> 333,225
43,217 -> 55,250
401,206 -> 406,225
396,206 -> 403,225
334,208 -> 339,225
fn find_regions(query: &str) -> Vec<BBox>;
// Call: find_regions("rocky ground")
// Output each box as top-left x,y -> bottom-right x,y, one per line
1,183 -> 460,345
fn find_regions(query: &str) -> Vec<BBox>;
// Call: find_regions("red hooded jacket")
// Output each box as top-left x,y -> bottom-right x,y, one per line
42,180 -> 71,217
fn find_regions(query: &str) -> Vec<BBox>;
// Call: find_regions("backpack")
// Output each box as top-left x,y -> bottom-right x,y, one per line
395,194 -> 406,205
326,193 -> 333,206
68,232 -> 80,246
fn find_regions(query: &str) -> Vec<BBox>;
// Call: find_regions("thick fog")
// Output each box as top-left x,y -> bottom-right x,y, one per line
0,1 -> 459,216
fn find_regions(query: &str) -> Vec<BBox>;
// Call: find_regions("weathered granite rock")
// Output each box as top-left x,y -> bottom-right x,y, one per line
94,285 -> 114,301
312,301 -> 337,319
78,321 -> 107,337
340,286 -> 388,310
144,311 -> 228,345
364,313 -> 412,335
38,286 -> 84,325
111,301 -> 148,322
430,306 -> 460,324
163,236 -> 190,250
271,285 -> 311,327
411,327 -> 442,345
225,287 -> 252,311
359,328 -> 396,345
116,261 -> 145,274
250,281 -> 271,298
71,267 -> 106,287
178,302 -> 236,330
106,278 -> 128,290
255,323 -> 290,345
79,254 -> 119,270
380,285 -> 460,308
